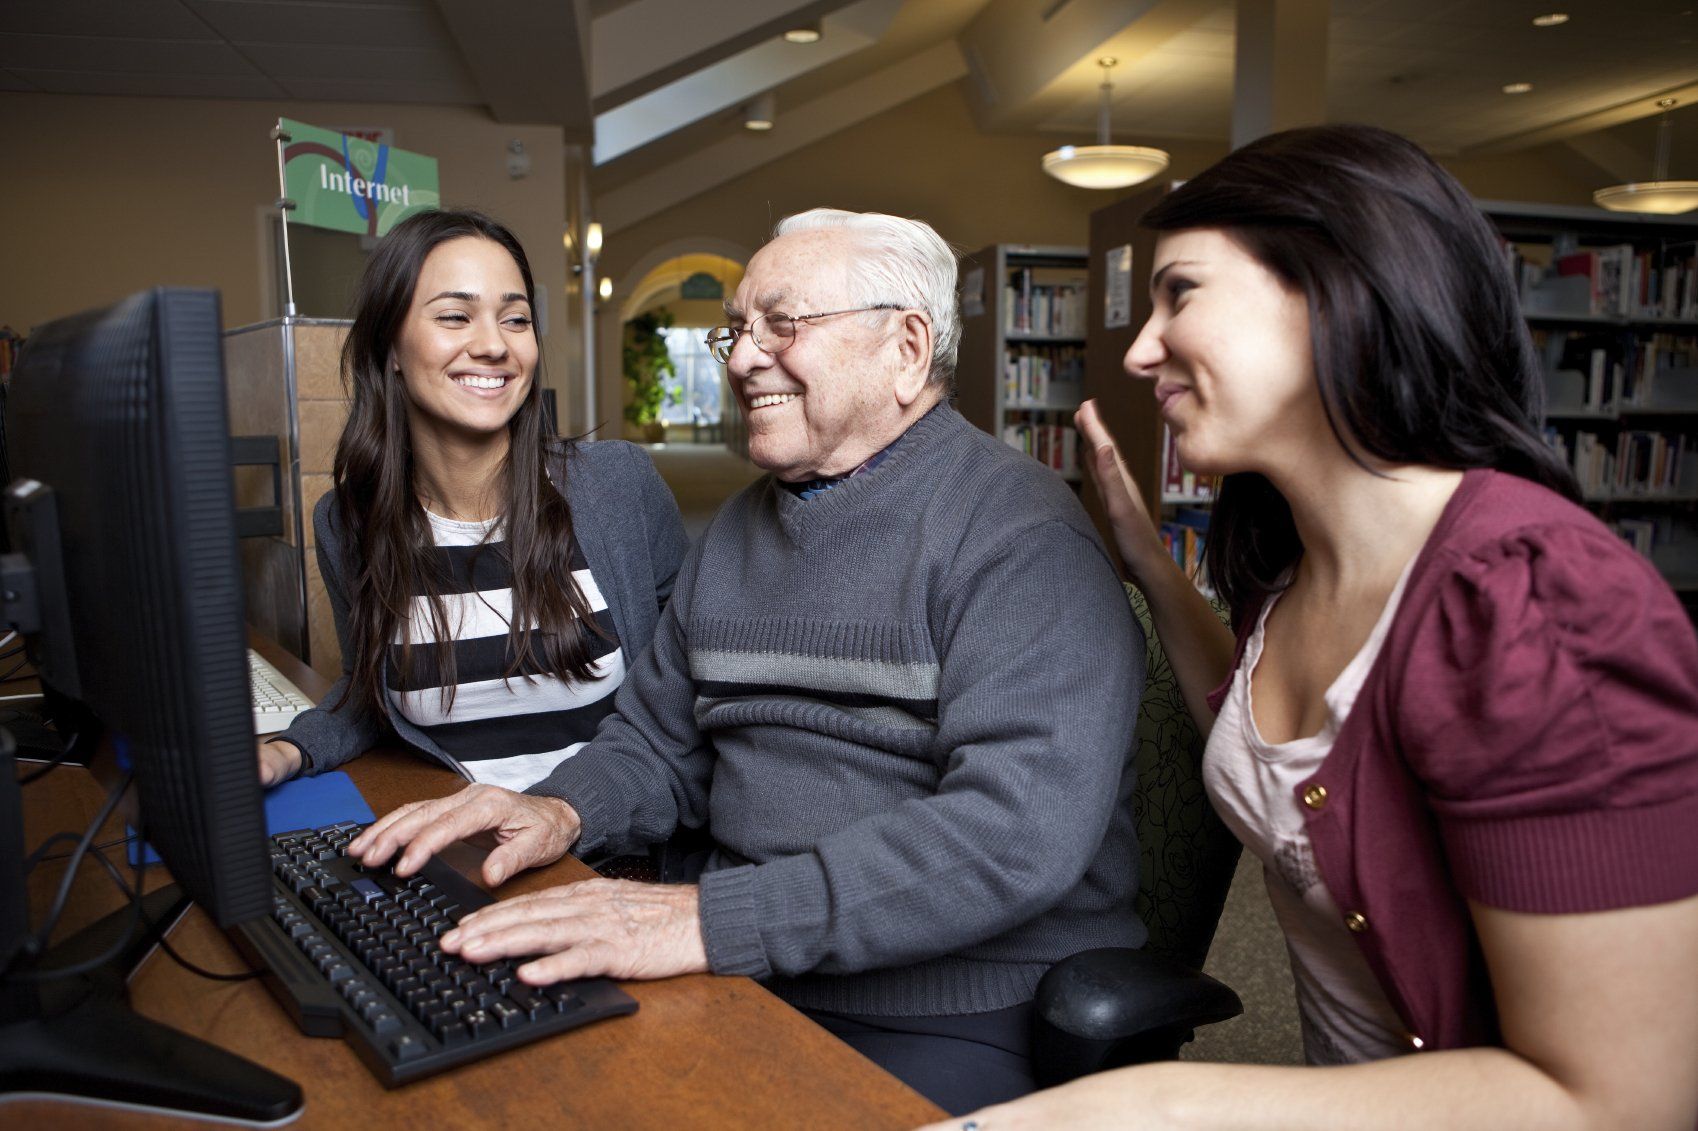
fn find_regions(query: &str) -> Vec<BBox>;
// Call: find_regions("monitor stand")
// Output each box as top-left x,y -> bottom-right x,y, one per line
0,730 -> 303,1125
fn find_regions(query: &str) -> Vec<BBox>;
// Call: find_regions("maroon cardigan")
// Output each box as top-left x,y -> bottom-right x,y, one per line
1208,468 -> 1698,1051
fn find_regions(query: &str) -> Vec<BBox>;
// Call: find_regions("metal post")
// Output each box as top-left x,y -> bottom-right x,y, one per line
269,123 -> 298,320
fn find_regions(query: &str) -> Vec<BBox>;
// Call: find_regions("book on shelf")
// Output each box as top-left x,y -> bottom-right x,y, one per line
1159,425 -> 1216,500
1002,344 -> 1085,406
1614,431 -> 1694,496
1522,242 -> 1698,320
1536,330 -> 1698,412
1003,267 -> 1088,337
1159,507 -> 1213,596
1001,414 -> 1079,477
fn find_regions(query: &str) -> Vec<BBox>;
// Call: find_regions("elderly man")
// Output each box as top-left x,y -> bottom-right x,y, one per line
350,208 -> 1146,1113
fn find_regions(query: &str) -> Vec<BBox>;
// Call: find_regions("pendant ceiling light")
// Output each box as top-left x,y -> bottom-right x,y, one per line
1594,98 -> 1698,214
1042,57 -> 1170,190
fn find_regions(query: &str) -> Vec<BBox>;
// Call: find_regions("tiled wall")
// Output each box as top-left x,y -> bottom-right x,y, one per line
293,323 -> 349,683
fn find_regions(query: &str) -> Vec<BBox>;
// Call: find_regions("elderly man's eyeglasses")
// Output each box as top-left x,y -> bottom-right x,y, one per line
704,305 -> 903,364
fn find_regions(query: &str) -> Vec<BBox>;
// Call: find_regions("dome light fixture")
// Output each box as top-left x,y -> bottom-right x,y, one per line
1594,98 -> 1698,215
783,23 -> 821,44
1041,57 -> 1169,190
1502,82 -> 1533,95
1531,13 -> 1570,27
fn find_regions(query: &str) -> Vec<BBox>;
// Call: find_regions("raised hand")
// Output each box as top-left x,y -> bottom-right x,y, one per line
1075,399 -> 1166,583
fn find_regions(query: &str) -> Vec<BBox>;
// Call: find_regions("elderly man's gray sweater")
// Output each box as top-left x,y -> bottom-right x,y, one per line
530,404 -> 1147,1017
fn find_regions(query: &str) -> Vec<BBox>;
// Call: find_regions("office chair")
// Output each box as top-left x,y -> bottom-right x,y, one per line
1031,585 -> 1245,1087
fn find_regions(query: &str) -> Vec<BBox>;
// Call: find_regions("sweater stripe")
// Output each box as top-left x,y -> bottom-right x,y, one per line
689,648 -> 940,700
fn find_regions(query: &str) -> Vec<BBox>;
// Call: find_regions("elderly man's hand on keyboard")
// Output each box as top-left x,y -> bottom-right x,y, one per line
440,879 -> 709,983
349,783 -> 582,887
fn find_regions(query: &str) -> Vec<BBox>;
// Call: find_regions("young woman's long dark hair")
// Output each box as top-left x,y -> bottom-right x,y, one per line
334,208 -> 603,714
1139,124 -> 1582,624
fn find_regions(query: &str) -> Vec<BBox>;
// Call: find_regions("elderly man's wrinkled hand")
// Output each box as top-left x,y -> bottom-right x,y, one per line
440,879 -> 709,984
347,783 -> 582,887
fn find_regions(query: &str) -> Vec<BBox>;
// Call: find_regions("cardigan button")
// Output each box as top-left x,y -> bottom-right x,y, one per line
1302,784 -> 1328,810
1344,912 -> 1369,933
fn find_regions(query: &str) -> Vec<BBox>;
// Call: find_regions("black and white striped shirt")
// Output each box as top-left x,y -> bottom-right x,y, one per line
386,510 -> 625,791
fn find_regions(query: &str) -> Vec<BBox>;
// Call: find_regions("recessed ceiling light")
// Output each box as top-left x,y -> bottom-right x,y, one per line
743,93 -> 776,131
1531,13 -> 1569,26
783,23 -> 821,44
1503,82 -> 1534,94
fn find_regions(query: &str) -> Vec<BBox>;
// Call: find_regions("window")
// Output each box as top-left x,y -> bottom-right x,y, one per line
658,327 -> 723,426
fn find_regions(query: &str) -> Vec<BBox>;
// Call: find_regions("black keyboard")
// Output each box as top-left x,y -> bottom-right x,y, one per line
230,821 -> 638,1087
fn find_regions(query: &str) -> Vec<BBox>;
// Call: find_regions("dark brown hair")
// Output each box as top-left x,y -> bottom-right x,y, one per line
333,208 -> 603,714
1140,124 -> 1581,623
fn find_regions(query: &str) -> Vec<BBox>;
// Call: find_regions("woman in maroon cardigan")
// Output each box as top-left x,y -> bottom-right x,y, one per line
930,125 -> 1698,1130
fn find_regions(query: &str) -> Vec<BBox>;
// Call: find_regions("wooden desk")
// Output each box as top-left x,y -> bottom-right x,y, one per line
9,637 -> 944,1129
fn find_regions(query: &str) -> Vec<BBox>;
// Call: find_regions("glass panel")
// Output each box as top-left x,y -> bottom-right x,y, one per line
659,327 -> 724,427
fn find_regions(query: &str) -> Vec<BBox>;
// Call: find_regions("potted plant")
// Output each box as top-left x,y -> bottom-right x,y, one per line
623,308 -> 677,444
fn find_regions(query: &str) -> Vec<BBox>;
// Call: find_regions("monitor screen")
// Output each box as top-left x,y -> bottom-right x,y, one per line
6,286 -> 269,927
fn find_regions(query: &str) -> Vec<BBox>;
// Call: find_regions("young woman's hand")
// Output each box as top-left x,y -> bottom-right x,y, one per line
1076,399 -> 1167,585
257,738 -> 304,787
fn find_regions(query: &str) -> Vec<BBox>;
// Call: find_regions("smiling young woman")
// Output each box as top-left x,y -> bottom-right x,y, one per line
928,125 -> 1698,1131
256,209 -> 687,795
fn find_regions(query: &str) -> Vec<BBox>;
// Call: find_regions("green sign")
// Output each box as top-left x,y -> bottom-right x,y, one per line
279,117 -> 438,237
679,272 -> 724,300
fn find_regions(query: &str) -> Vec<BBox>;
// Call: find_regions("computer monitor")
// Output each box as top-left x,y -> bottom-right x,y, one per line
0,287 -> 300,1121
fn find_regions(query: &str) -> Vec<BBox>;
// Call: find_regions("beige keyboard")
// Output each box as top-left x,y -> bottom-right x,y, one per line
251,648 -> 315,735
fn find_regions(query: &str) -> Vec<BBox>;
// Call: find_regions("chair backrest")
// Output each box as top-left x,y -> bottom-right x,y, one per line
1127,585 -> 1242,971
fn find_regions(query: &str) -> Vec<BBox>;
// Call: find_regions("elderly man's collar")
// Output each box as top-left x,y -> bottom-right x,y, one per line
779,400 -> 950,501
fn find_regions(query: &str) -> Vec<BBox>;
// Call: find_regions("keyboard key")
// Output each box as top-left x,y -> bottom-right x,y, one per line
387,1034 -> 427,1062
489,1000 -> 525,1029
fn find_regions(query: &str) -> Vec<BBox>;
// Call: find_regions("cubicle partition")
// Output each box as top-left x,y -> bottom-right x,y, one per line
224,317 -> 349,682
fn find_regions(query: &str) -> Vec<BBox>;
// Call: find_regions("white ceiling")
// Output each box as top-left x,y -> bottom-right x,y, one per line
4,0 -> 1697,226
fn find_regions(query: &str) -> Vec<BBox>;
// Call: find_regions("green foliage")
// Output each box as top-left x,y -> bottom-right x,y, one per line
622,308 -> 679,428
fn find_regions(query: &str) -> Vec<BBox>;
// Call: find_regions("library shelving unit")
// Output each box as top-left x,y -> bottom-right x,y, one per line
955,244 -> 1090,483
1482,199 -> 1698,612
1076,184 -> 1213,589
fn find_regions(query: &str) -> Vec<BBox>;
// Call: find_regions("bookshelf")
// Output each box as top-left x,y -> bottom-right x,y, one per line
956,244 -> 1090,482
1482,200 -> 1698,609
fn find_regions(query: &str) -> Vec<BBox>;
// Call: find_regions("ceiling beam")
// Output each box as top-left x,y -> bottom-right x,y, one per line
1464,82 -> 1698,156
597,38 -> 967,235
959,0 -> 1213,132
1561,132 -> 1654,185
593,0 -> 901,165
592,0 -> 857,112
433,0 -> 594,136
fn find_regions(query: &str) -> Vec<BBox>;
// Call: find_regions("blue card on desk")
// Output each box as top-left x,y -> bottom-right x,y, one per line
129,771 -> 376,866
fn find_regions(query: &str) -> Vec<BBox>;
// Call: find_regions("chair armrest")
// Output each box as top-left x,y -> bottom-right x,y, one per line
1032,946 -> 1243,1086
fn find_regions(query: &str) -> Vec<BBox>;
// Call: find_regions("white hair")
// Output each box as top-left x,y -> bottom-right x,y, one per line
772,208 -> 961,391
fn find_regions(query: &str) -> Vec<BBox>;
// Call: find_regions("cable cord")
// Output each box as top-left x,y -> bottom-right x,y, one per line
22,769 -> 133,964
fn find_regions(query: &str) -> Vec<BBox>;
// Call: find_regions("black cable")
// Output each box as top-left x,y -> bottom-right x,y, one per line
8,844 -> 144,983
28,830 -> 137,865
17,730 -> 82,785
148,923 -> 265,983
26,769 -> 132,958
120,836 -> 262,982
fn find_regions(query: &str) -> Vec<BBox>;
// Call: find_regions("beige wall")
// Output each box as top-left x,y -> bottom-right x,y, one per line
0,92 -> 575,410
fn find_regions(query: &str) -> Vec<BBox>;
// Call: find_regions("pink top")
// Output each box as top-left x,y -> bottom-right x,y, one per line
1206,556 -> 1416,1064
1207,468 -> 1698,1051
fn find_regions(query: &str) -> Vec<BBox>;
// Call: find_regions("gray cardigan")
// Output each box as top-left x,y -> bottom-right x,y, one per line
281,440 -> 689,775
